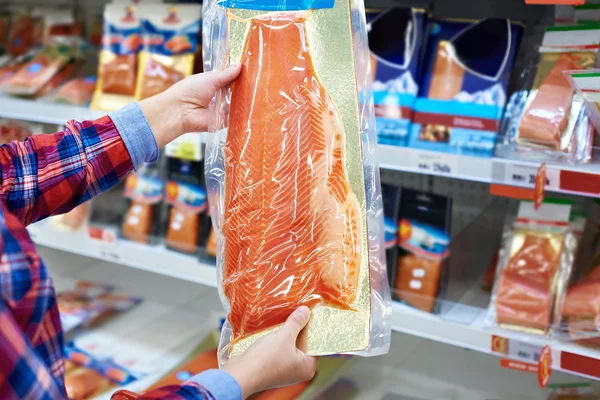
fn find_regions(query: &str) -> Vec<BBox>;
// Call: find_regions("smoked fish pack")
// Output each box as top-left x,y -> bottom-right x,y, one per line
203,0 -> 391,363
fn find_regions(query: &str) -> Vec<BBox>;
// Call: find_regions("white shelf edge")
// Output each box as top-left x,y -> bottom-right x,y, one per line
0,96 -> 104,126
28,223 -> 217,288
392,301 -> 600,382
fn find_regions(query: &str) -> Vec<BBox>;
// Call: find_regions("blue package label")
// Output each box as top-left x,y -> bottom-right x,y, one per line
384,217 -> 398,249
398,219 -> 450,260
141,6 -> 201,55
103,5 -> 141,55
124,174 -> 164,204
219,0 -> 333,11
411,18 -> 523,155
367,9 -> 428,146
166,181 -> 207,213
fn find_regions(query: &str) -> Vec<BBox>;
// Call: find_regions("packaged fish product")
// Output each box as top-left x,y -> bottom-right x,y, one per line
135,4 -> 201,100
366,8 -> 428,147
165,158 -> 207,254
203,0 -> 390,363
501,25 -> 599,163
410,18 -> 523,157
489,200 -> 575,335
6,13 -> 38,57
91,4 -> 142,111
50,202 -> 91,233
394,190 -> 451,313
3,52 -> 70,96
120,161 -> 166,245
65,367 -> 115,400
382,184 -> 401,286
54,76 -> 97,106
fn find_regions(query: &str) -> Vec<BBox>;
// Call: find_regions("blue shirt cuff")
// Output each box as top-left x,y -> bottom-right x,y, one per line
187,369 -> 242,400
109,102 -> 159,170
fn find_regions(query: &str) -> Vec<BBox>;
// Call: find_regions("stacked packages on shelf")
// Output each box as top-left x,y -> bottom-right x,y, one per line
484,198 -> 600,348
384,184 -> 452,314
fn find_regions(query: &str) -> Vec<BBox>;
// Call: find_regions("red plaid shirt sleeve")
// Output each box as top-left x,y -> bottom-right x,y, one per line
0,116 -> 133,226
0,112 -> 235,400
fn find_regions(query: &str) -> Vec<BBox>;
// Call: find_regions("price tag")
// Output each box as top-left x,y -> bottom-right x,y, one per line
526,0 -> 584,4
88,226 -> 116,244
538,345 -> 552,388
504,163 -> 559,191
534,163 -> 546,210
100,249 -> 120,262
491,335 -> 543,363
410,151 -> 457,176
500,359 -> 538,373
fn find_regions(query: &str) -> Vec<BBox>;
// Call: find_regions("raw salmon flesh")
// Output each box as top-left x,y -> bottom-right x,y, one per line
223,13 -> 362,343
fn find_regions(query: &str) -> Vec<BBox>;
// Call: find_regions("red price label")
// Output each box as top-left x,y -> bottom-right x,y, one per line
538,345 -> 552,388
534,163 -> 546,210
526,0 -> 584,4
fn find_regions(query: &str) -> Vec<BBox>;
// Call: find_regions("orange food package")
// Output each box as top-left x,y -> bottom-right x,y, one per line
135,5 -> 201,101
492,200 -> 573,334
165,159 -> 207,254
514,25 -> 598,154
121,165 -> 164,244
55,77 -> 97,106
6,14 -> 37,57
91,4 -> 142,111
518,54 -> 580,149
4,52 -> 69,96
222,14 -> 362,347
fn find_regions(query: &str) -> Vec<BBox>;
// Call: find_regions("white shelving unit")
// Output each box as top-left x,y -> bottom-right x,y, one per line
8,93 -> 600,384
28,222 -> 218,288
28,220 -> 600,383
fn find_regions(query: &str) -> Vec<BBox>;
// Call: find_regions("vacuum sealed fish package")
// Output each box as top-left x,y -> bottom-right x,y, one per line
203,0 -> 391,363
489,200 -> 576,335
500,25 -> 600,163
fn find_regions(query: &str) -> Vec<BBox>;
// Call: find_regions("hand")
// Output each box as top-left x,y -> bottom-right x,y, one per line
223,307 -> 318,399
139,64 -> 241,148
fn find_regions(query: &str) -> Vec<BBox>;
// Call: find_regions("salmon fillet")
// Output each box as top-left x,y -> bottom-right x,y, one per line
518,54 -> 579,149
496,235 -> 561,331
223,13 -> 361,343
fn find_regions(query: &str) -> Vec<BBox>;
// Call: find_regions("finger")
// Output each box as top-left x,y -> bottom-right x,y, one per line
302,356 -> 318,381
208,63 -> 242,90
281,306 -> 311,339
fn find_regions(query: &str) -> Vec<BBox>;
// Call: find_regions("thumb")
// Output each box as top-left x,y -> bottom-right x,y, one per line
281,306 -> 311,339
207,63 -> 242,90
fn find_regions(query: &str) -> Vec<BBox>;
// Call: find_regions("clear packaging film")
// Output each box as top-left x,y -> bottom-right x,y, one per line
203,0 -> 391,363
488,201 -> 576,335
499,25 -> 600,163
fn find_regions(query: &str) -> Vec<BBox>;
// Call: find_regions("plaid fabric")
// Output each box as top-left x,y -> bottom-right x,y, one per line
0,117 -> 217,399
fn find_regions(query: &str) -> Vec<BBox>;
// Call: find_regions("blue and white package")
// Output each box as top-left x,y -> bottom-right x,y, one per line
366,8 -> 428,146
410,18 -> 523,157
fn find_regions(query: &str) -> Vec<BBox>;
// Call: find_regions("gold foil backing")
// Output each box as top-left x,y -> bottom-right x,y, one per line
226,1 -> 371,357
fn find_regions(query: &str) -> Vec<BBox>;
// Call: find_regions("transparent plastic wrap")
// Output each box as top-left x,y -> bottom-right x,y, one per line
487,200 -> 575,335
497,25 -> 599,164
203,0 -> 390,365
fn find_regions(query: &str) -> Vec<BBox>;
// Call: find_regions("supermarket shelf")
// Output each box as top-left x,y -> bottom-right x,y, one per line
392,301 -> 600,382
32,219 -> 600,382
0,96 -> 104,126
378,144 -> 600,198
28,222 -> 218,288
